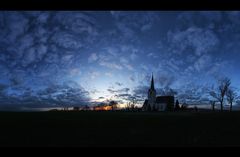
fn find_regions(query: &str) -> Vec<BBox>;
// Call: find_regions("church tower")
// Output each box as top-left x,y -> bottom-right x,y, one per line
148,73 -> 156,110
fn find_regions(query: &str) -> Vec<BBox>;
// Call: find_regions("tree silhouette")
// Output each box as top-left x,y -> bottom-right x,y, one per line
126,102 -> 131,111
109,100 -> 118,111
175,100 -> 180,111
131,98 -> 136,110
210,77 -> 231,112
126,98 -> 136,111
181,103 -> 187,110
226,88 -> 237,112
210,100 -> 215,111
194,106 -> 198,112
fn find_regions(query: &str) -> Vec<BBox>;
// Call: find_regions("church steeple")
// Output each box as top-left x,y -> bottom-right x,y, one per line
151,73 -> 155,90
148,73 -> 156,111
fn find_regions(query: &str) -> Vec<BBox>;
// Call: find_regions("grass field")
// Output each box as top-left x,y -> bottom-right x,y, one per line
0,111 -> 240,147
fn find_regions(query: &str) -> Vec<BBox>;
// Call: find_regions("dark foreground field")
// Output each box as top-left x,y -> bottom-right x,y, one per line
0,111 -> 240,147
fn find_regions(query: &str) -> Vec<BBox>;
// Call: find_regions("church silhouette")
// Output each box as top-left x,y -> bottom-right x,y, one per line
142,74 -> 174,111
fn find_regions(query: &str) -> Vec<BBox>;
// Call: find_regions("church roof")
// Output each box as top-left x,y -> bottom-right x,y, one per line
156,96 -> 174,103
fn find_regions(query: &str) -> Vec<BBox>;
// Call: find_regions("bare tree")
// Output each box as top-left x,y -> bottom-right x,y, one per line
181,103 -> 188,110
126,99 -> 136,111
175,100 -> 180,111
226,88 -> 237,112
109,101 -> 118,111
126,102 -> 131,111
210,77 -> 231,112
210,100 -> 215,111
194,105 -> 198,112
131,100 -> 136,111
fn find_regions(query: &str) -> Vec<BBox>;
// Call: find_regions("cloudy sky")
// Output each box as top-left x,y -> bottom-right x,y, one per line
0,11 -> 240,110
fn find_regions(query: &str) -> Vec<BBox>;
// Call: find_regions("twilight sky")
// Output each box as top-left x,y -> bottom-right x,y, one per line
0,11 -> 240,110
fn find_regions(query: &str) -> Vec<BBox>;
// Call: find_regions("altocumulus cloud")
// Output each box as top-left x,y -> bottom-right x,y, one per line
0,11 -> 97,109
0,11 -> 240,109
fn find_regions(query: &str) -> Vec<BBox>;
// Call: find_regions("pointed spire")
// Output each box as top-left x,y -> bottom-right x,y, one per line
151,73 -> 155,90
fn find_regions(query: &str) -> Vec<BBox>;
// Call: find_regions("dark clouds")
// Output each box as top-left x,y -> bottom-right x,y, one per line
1,11 -> 97,70
111,11 -> 161,41
0,11 -> 96,109
0,80 -> 90,110
0,11 -> 240,109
